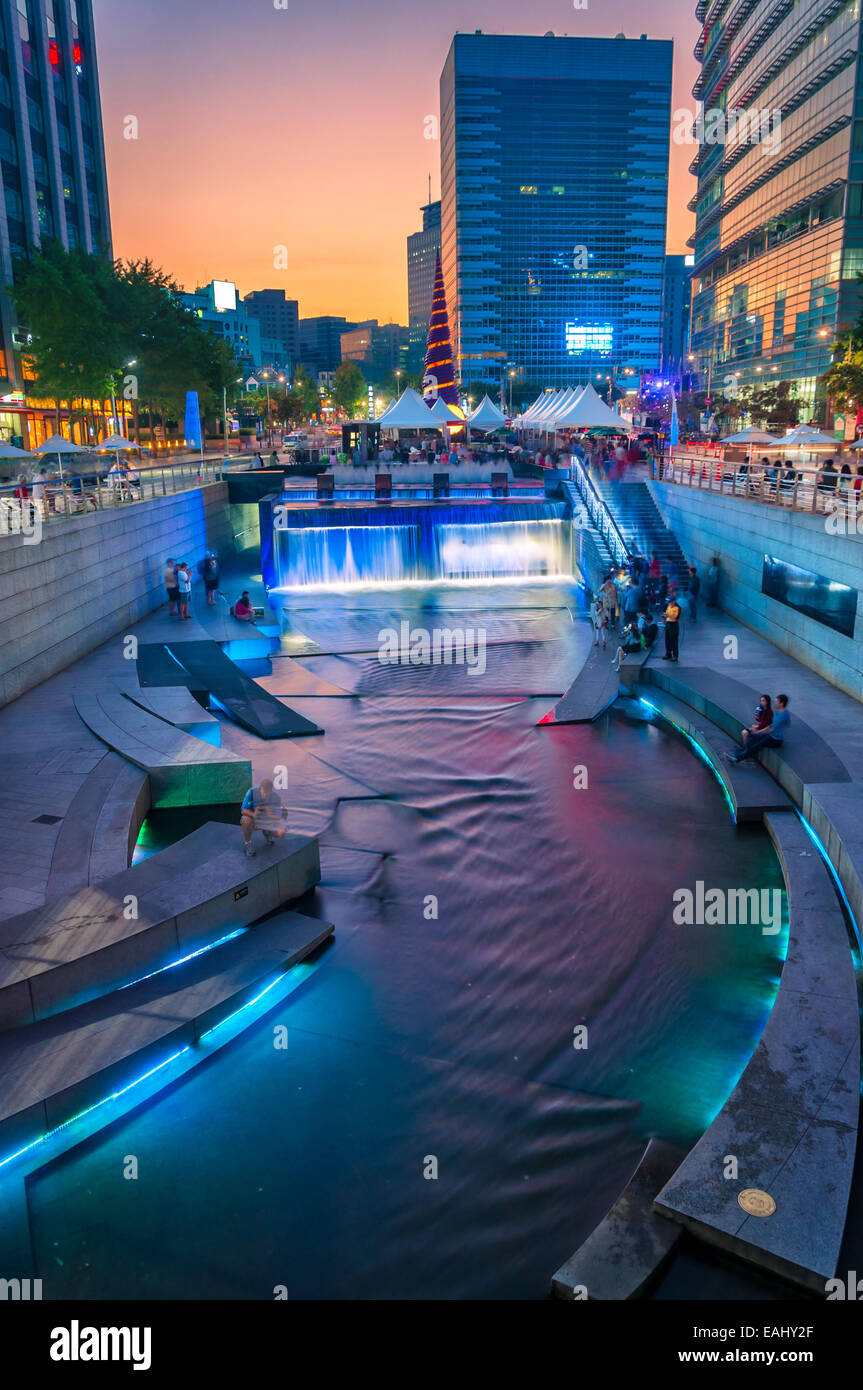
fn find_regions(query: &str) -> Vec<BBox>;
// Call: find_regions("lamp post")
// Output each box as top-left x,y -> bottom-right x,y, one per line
261,371 -> 273,446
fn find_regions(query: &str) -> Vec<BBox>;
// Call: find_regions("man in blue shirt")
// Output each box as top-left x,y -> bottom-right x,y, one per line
241,778 -> 287,857
726,695 -> 790,763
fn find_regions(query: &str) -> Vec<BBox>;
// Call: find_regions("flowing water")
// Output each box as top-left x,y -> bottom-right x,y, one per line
28,581 -> 786,1300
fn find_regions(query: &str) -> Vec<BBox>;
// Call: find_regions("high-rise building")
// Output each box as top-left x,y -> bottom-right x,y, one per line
439,31 -> 672,398
688,0 -> 863,412
407,199 -> 441,373
661,254 -> 694,383
0,0 -> 112,445
299,315 -> 356,377
180,281 -> 262,372
340,319 -> 409,385
243,289 -> 299,374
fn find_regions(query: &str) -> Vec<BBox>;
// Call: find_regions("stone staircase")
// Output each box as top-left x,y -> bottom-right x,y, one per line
593,478 -> 691,589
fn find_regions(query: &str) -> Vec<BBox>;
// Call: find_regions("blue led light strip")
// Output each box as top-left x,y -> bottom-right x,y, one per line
797,812 -> 862,950
118,929 -> 247,991
639,697 -> 737,823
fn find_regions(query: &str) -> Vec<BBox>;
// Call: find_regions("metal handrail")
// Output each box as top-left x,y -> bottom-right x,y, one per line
656,451 -> 863,520
0,456 -> 227,537
569,457 -> 630,565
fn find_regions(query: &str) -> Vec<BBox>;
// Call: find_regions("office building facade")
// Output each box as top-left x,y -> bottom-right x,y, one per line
181,281 -> 262,372
299,315 -> 356,378
439,31 -> 672,398
243,289 -> 299,374
661,253 -> 694,382
407,199 -> 441,373
689,0 -> 863,411
0,0 -> 111,444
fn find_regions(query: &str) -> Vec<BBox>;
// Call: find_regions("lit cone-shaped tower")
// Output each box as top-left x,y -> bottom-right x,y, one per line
422,252 -> 460,406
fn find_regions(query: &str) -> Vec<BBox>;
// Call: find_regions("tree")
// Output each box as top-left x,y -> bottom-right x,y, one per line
332,360 -> 366,417
823,354 -> 863,414
739,379 -> 801,430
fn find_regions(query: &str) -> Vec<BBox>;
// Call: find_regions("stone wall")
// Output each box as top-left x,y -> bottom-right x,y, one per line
0,483 -> 233,706
651,481 -> 863,701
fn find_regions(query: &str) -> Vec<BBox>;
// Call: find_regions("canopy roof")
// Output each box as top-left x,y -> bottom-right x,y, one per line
0,443 -> 32,459
469,394 -> 507,430
722,427 -> 781,445
768,424 -> 838,448
517,389 -> 563,424
429,396 -> 463,423
551,383 -> 625,430
376,387 -> 439,431
34,434 -> 87,453
97,434 -> 138,451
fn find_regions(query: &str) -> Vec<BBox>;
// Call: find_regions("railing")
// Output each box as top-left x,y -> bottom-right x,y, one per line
656,451 -> 863,520
0,456 -> 227,538
569,457 -> 630,566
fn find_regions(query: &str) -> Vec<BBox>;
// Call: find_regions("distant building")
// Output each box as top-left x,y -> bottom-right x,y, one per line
407,200 -> 441,373
0,0 -> 112,447
299,316 -> 356,375
440,31 -> 672,396
340,320 -> 409,385
243,290 -> 299,374
661,255 -> 693,384
181,281 -> 261,372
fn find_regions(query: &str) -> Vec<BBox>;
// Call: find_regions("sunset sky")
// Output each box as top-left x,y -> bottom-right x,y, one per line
92,0 -> 698,324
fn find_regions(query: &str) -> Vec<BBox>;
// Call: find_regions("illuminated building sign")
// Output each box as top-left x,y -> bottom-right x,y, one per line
565,323 -> 613,357
212,280 -> 238,313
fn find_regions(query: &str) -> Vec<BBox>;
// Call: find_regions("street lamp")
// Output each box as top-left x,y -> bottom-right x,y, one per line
223,376 -> 243,459
261,371 -> 272,445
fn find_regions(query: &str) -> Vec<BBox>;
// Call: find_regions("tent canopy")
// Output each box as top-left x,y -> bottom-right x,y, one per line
377,387 -> 439,431
97,434 -> 138,451
0,443 -> 32,459
722,427 -> 781,445
552,383 -> 626,431
768,425 -> 838,448
34,434 -> 87,453
429,396 -> 463,422
469,394 -> 507,430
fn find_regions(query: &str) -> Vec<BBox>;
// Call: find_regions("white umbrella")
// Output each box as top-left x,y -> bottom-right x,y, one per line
0,443 -> 32,459
771,425 -> 838,448
33,433 -> 87,483
721,426 -> 781,468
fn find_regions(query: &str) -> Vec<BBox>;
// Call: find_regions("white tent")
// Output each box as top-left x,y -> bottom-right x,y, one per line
377,387 -> 439,431
552,383 -> 628,431
429,396 -> 463,423
528,388 -> 570,424
517,388 -> 564,425
544,386 -> 585,428
469,395 -> 507,431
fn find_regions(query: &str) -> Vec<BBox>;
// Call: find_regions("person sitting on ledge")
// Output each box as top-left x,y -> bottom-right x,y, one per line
725,694 -> 790,763
233,591 -> 254,622
740,693 -> 772,747
241,778 -> 288,858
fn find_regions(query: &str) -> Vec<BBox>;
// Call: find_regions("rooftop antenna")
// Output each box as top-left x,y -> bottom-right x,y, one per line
428,172 -> 432,205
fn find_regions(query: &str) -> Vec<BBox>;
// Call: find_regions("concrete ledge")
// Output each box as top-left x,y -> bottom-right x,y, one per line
654,811 -> 859,1294
639,687 -> 791,823
74,691 -> 251,807
0,909 -> 334,1164
552,1139 -> 685,1300
540,643 -> 619,724
46,753 -> 150,899
119,685 -> 220,743
0,823 -> 321,1028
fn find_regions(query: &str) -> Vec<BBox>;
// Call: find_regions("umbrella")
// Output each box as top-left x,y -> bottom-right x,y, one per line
97,433 -> 137,471
770,425 -> 838,449
33,434 -> 87,483
721,426 -> 780,468
0,442 -> 32,460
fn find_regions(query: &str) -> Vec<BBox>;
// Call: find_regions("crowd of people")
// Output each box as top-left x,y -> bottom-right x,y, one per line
589,550 -> 722,668
160,553 -> 257,621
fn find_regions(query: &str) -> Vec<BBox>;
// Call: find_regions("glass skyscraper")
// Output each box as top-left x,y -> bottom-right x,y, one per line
0,0 -> 111,441
439,31 -> 673,399
407,199 -> 441,374
689,0 -> 863,412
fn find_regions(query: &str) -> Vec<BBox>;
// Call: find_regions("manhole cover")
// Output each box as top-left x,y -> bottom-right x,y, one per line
738,1188 -> 776,1217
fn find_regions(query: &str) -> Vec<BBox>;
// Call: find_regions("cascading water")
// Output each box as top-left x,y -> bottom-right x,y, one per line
268,501 -> 575,591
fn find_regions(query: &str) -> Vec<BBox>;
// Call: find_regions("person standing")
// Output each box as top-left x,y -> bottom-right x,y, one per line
269,449 -> 279,468
706,556 -> 720,608
590,597 -> 607,648
663,592 -> 682,662
687,566 -> 700,622
203,554 -> 220,605
176,561 -> 192,620
164,558 -> 179,616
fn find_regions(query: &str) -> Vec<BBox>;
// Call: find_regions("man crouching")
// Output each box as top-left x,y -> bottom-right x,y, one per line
241,778 -> 288,858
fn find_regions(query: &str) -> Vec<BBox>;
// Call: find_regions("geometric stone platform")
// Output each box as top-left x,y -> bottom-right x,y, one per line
638,686 -> 791,823
118,683 -> 221,742
654,811 -> 860,1293
0,907 -> 334,1165
45,751 -> 150,899
0,823 -> 321,1029
552,1138 -> 685,1300
538,643 -> 620,725
74,691 -> 251,807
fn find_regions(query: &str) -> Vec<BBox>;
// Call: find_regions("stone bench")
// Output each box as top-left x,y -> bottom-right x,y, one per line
655,811 -> 859,1293
0,822 -> 321,1029
119,684 -> 221,743
639,687 -> 791,823
74,691 -> 251,807
45,752 -> 150,900
0,908 -> 334,1166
